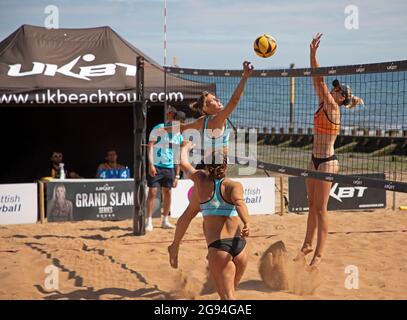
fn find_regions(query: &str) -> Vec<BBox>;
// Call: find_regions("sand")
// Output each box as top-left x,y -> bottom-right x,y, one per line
0,191 -> 406,300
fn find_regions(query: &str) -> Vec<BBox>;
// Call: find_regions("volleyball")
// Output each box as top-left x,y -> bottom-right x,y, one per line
253,34 -> 277,58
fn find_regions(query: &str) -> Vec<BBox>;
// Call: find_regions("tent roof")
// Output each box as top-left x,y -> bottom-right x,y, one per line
0,25 -> 214,103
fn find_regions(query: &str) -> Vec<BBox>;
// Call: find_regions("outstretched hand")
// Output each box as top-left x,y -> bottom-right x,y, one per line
242,61 -> 254,78
310,33 -> 323,53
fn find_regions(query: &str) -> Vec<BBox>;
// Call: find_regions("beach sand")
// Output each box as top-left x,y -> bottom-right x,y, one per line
0,191 -> 406,300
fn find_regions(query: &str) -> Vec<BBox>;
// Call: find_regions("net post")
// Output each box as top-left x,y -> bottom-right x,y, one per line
279,176 -> 285,215
133,56 -> 146,236
392,169 -> 397,211
39,180 -> 45,224
289,63 -> 295,131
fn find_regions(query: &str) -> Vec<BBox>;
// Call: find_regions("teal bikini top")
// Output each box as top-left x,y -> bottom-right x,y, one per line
202,115 -> 230,152
200,178 -> 238,217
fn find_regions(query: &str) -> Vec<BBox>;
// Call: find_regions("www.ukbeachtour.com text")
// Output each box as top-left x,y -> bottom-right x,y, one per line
0,89 -> 184,104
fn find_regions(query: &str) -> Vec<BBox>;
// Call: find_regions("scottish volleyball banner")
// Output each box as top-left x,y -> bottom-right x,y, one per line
288,173 -> 387,212
170,177 -> 275,218
0,183 -> 38,225
45,179 -> 134,222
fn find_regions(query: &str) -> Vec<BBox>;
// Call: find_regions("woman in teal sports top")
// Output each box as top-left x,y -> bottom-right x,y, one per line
168,61 -> 253,269
179,140 -> 250,300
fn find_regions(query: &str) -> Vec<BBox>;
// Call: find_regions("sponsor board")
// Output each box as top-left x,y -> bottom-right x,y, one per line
170,177 -> 275,218
46,179 -> 134,222
288,174 -> 386,212
0,183 -> 38,225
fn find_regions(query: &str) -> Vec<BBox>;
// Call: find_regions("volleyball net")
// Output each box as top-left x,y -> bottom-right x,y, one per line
163,60 -> 407,193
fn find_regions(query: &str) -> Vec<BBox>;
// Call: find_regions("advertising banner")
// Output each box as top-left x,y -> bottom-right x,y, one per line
0,183 -> 37,225
288,174 -> 387,212
170,177 -> 275,218
46,179 -> 134,222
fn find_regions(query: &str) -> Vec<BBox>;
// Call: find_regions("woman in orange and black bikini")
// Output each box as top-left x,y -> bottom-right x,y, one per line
295,33 -> 364,269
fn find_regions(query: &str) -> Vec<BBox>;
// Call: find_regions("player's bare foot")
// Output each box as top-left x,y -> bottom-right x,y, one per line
307,254 -> 323,271
168,243 -> 179,269
293,243 -> 313,261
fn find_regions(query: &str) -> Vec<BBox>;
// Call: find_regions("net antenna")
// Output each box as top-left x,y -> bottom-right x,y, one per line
163,0 -> 168,119
164,0 -> 167,68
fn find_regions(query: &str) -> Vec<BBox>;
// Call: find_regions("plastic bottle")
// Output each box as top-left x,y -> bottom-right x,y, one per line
59,163 -> 66,180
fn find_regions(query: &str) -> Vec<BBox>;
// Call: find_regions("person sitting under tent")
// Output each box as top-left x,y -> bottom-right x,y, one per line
46,151 -> 82,179
96,149 -> 127,178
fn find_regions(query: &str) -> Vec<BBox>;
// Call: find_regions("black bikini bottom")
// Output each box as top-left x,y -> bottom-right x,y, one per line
312,154 -> 338,170
208,237 -> 247,258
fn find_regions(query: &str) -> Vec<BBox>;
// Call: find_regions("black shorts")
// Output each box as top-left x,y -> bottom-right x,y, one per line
147,166 -> 176,188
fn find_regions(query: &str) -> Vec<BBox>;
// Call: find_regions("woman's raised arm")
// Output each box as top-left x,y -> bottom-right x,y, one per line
310,33 -> 336,108
211,61 -> 254,127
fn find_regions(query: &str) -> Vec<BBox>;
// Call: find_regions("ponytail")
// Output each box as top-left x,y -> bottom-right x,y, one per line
344,95 -> 364,109
205,151 -> 228,180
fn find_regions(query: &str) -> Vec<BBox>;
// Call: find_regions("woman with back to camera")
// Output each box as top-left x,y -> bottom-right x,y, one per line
167,61 -> 254,268
295,33 -> 364,269
179,140 -> 250,300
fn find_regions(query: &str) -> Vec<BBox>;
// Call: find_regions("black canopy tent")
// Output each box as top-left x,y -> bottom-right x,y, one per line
0,25 -> 215,235
0,25 -> 214,103
0,25 -> 215,182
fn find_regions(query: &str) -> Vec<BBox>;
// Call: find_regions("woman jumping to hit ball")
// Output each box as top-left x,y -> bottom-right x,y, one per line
295,33 -> 364,269
166,61 -> 253,268
179,140 -> 250,300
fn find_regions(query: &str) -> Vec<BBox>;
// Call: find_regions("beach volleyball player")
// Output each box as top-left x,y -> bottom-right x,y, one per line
166,61 -> 254,268
179,140 -> 250,300
295,33 -> 364,269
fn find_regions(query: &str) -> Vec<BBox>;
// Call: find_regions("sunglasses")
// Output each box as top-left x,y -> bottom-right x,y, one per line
332,86 -> 347,97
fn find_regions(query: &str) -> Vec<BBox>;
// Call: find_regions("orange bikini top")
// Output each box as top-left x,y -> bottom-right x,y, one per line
314,102 -> 340,135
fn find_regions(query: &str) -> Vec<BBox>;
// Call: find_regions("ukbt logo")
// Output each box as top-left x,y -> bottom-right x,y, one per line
329,183 -> 367,202
7,54 -> 138,81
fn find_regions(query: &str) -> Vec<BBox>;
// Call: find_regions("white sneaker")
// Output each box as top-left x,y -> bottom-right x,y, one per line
161,220 -> 175,229
145,222 -> 154,232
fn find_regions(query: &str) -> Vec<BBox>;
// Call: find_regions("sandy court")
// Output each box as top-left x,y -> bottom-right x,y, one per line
0,191 -> 406,300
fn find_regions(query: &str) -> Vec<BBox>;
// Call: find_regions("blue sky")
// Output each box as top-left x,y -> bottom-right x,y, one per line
0,0 -> 406,69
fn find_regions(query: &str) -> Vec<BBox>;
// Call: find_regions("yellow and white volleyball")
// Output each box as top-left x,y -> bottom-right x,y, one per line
253,34 -> 277,58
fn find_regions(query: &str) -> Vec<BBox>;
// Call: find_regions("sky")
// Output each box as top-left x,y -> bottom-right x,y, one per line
0,0 -> 406,69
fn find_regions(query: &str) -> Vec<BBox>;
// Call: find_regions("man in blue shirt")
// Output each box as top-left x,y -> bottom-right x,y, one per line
146,106 -> 184,231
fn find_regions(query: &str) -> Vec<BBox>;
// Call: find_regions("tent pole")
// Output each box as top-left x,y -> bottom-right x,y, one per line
133,56 -> 146,236
39,180 -> 45,224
